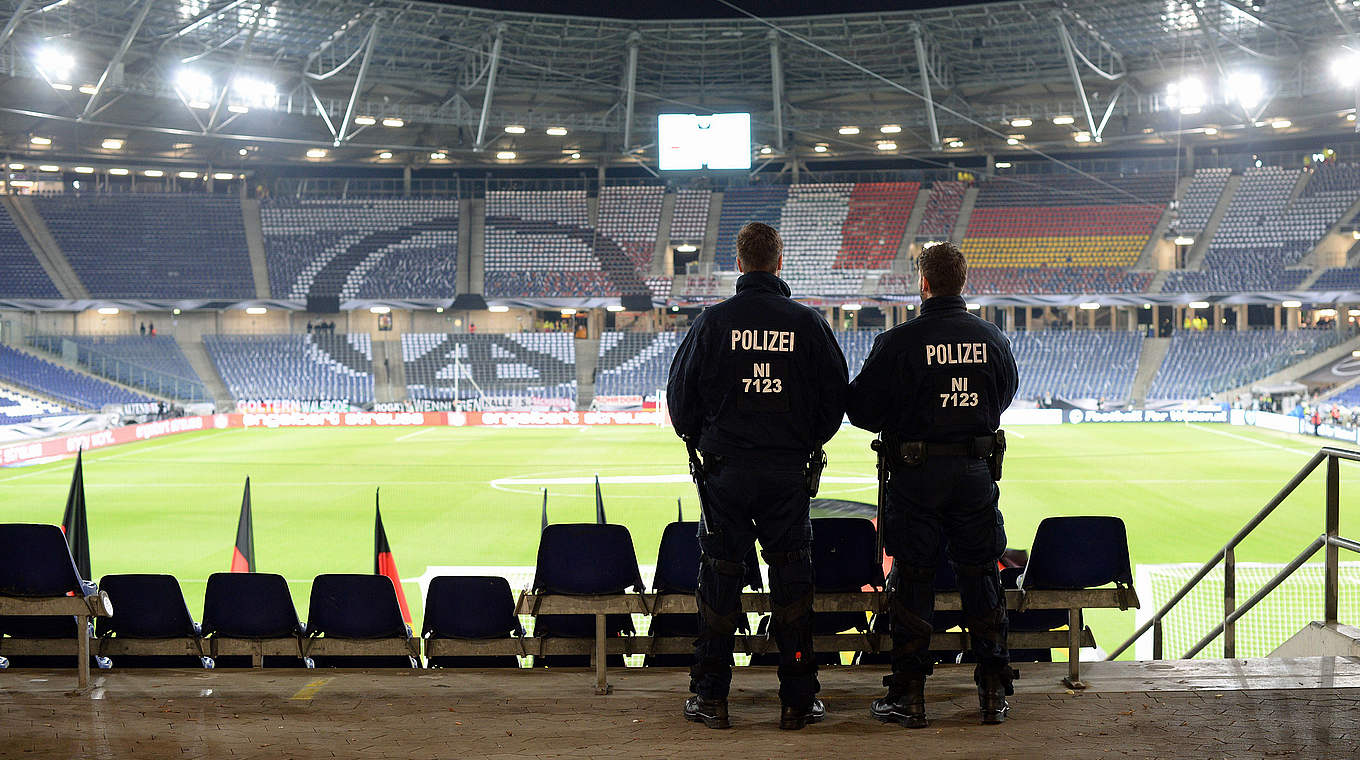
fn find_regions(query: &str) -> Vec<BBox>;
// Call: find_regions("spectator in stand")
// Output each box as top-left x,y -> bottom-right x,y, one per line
140,322 -> 146,336
149,322 -> 156,336
307,321 -> 313,334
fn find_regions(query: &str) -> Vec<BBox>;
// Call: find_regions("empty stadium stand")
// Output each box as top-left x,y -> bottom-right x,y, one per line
962,173 -> 1173,295
713,185 -> 788,271
1279,164 -> 1360,289
669,188 -> 711,245
28,335 -> 207,401
0,344 -> 153,409
594,331 -> 682,399
1147,328 -> 1345,400
0,387 -> 72,424
0,208 -> 59,298
401,332 -> 576,409
1010,330 -> 1144,401
1173,167 -> 1231,234
204,334 -> 374,403
260,198 -> 459,300
1163,166 -> 1311,292
916,180 -> 967,241
32,194 -> 254,299
596,185 -> 664,270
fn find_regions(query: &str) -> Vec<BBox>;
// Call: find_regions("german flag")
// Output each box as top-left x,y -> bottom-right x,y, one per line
231,477 -> 255,573
374,490 -> 411,624
61,449 -> 91,580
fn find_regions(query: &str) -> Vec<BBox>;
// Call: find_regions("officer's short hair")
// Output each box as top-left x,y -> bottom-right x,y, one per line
736,222 -> 782,272
918,241 -> 967,296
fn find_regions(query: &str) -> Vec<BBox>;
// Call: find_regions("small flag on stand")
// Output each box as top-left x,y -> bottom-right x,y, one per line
594,474 -> 606,524
231,477 -> 256,572
61,449 -> 91,580
374,490 -> 412,625
541,488 -> 549,533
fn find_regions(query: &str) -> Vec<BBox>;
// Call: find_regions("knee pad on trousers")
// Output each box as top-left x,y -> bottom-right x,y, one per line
701,553 -> 747,578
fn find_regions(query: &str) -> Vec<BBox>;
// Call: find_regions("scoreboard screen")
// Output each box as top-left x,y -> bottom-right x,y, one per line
658,113 -> 752,171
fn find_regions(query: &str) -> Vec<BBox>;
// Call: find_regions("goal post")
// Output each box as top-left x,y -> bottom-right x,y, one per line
656,387 -> 670,427
1134,561 -> 1360,660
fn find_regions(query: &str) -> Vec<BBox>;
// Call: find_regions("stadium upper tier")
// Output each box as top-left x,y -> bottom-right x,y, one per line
402,332 -> 576,410
0,387 -> 73,425
27,335 -> 207,402
205,334 -> 375,404
0,344 -> 153,409
32,194 -> 254,299
261,199 -> 460,300
0,209 -> 59,298
1147,329 -> 1344,401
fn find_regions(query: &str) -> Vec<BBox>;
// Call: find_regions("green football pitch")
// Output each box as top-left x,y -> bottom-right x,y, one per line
0,421 -> 1350,660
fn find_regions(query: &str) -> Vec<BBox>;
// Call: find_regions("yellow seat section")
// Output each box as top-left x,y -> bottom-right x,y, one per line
960,235 -> 1147,267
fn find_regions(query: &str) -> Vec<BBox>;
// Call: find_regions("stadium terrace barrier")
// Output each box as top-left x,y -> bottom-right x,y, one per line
498,589 -> 1134,694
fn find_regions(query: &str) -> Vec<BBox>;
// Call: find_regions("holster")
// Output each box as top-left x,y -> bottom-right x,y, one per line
988,430 -> 1007,482
804,449 -> 827,497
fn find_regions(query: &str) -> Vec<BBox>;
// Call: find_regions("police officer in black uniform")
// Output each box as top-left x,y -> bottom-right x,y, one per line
668,222 -> 848,731
847,241 -> 1018,727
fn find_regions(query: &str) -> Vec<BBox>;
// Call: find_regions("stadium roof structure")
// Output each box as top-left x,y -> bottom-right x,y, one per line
0,0 -> 1354,171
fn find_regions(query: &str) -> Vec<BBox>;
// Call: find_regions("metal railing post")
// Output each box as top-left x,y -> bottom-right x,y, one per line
1152,618 -> 1163,660
1326,454 -> 1340,625
1224,546 -> 1235,658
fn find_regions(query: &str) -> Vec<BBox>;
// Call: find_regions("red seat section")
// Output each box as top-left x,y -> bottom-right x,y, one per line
833,182 -> 919,270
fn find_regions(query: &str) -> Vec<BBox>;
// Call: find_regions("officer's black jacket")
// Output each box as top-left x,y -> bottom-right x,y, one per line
847,295 -> 1018,442
667,270 -> 848,462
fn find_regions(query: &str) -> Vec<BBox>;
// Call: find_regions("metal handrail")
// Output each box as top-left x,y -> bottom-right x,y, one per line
1107,446 -> 1360,661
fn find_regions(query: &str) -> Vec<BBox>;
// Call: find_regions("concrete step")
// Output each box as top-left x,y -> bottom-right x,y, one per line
1131,337 -> 1170,406
177,339 -> 232,408
893,186 -> 930,274
240,198 -> 271,298
651,191 -> 675,277
1184,174 -> 1239,270
1271,622 -> 1360,658
3,195 -> 87,299
950,185 -> 978,245
576,337 -> 600,410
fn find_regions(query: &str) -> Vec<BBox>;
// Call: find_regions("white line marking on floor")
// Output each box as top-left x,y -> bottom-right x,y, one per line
1186,423 -> 1316,456
394,427 -> 435,442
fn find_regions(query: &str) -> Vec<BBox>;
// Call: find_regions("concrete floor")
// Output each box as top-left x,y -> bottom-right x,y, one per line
2,658 -> 1359,759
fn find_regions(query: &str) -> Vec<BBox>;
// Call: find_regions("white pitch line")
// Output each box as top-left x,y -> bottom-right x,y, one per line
394,427 -> 436,442
1186,423 -> 1318,456
0,429 -> 236,483
1007,429 -> 1026,439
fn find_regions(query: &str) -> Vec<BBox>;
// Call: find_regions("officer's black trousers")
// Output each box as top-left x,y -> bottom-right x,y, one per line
880,456 -> 1010,685
692,458 -> 819,708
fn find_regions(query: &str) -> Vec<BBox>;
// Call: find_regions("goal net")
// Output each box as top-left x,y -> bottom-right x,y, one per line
1134,562 -> 1360,660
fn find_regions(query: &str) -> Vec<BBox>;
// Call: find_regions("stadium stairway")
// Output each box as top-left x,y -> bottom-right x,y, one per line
650,192 -> 675,277
1,195 -> 87,299
1130,337 -> 1171,407
240,198 -> 272,298
576,337 -> 599,409
699,192 -> 722,270
1183,173 -> 1240,271
1296,196 -> 1360,286
370,340 -> 408,403
177,339 -> 233,408
892,185 -> 930,274
1222,330 -> 1360,399
950,185 -> 978,245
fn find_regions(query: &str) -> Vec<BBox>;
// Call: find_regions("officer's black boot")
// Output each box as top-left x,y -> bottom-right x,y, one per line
870,675 -> 928,728
778,698 -> 825,730
683,695 -> 731,729
975,666 -> 1014,725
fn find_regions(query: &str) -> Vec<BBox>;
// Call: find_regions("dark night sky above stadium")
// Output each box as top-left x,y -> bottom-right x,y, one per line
435,0 -> 979,19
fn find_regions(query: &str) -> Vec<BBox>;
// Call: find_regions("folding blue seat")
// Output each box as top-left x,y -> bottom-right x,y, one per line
530,523 -> 642,667
305,574 -> 419,668
201,572 -> 309,667
645,521 -> 761,667
0,524 -> 105,672
95,574 -> 210,668
1013,517 -> 1133,652
423,576 -> 523,668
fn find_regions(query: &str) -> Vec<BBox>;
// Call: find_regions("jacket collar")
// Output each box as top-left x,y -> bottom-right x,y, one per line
919,294 -> 967,315
735,270 -> 792,297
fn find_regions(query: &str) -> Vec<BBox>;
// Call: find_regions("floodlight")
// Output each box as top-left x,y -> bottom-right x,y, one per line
38,164 -> 59,172
1074,132 -> 1092,143
947,140 -> 964,148
879,124 -> 902,133
1332,51 -> 1360,87
101,138 -> 124,150
994,161 -> 1012,168
143,169 -> 164,177
1225,71 -> 1264,109
813,144 -> 828,153
231,77 -> 276,107
30,136 -> 51,145
212,172 -> 234,180
1165,77 -> 1206,114
378,151 -> 393,159
1270,119 -> 1291,129
176,69 -> 214,105
73,166 -> 93,174
109,168 -> 128,175
569,152 -> 581,160
35,47 -> 74,82
876,141 -> 897,151
430,151 -> 447,160
177,171 -> 199,178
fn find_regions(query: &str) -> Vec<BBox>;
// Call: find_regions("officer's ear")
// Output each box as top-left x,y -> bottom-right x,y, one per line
919,274 -> 931,298
775,254 -> 782,274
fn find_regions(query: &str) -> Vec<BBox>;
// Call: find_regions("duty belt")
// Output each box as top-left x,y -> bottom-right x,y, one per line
896,436 -> 998,459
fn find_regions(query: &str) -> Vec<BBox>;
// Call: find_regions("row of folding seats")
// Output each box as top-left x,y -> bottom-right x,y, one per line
1147,328 -> 1345,400
1311,267 -> 1360,290
0,387 -> 72,425
28,334 -> 207,401
0,207 -> 60,298
1173,167 -> 1231,233
962,235 -> 1150,267
974,173 -> 1176,208
597,186 -> 664,270
261,199 -> 460,300
0,516 -> 1133,670
835,181 -> 918,270
33,194 -> 255,299
968,205 -> 1163,235
966,266 -> 1154,295
916,181 -> 966,239
401,333 -> 576,408
0,344 -> 153,410
594,332 -> 684,398
713,185 -> 788,271
1008,330 -> 1143,401
483,190 -> 612,297
669,188 -> 711,244
778,183 -> 864,296
204,334 -> 374,404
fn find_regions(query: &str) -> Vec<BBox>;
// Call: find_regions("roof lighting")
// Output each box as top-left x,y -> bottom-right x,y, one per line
176,68 -> 214,106
369,305 -> 391,314
78,84 -> 96,95
227,104 -> 249,114
1226,71 -> 1265,109
1270,119 -> 1292,129
841,303 -> 862,311
305,148 -> 327,158
546,126 -> 568,136
813,144 -> 828,153
1332,51 -> 1360,87
879,124 -> 902,134
488,305 -> 510,313
676,244 -> 697,253
837,126 -> 860,135
560,309 -> 578,317
759,146 -> 772,154
1353,230 -> 1360,240
504,125 -> 526,134
1166,77 -> 1206,114
1188,301 -> 1210,309
245,306 -> 267,315
1010,118 -> 1032,128
50,82 -> 72,91
994,161 -> 1012,168
430,151 -> 447,160
101,138 -> 124,150
378,151 -> 393,160
435,307 -> 445,313
1203,127 -> 1219,135
569,152 -> 581,160
1074,132 -> 1092,143
238,148 -> 249,157
496,151 -> 516,160
30,136 -> 52,145
212,171 -> 234,180
231,77 -> 276,108
6,163 -> 21,170
1006,137 -> 1021,145
1174,236 -> 1195,246
381,117 -> 404,128
354,116 -> 376,126
177,170 -> 199,179
73,166 -> 93,174
606,304 -> 626,312
38,164 -> 59,172
1079,302 -> 1100,310
966,303 -> 982,311
35,47 -> 74,81
1282,300 -> 1302,308
109,168 -> 128,176
947,139 -> 964,148
1347,112 -> 1357,122
96,307 -> 119,315
876,141 -> 897,151
172,308 -> 182,316
1052,115 -> 1075,125
143,169 -> 164,177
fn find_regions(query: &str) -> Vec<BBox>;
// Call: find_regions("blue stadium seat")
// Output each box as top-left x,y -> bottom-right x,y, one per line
0,524 -> 102,669
530,523 -> 642,667
644,521 -> 759,666
96,574 -> 209,668
201,572 -> 309,668
810,517 -> 883,636
306,574 -> 418,668
1014,516 -> 1133,636
423,576 -> 523,668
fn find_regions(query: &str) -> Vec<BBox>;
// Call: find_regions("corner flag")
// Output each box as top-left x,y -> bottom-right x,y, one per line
374,490 -> 412,624
231,477 -> 255,572
61,449 -> 91,579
